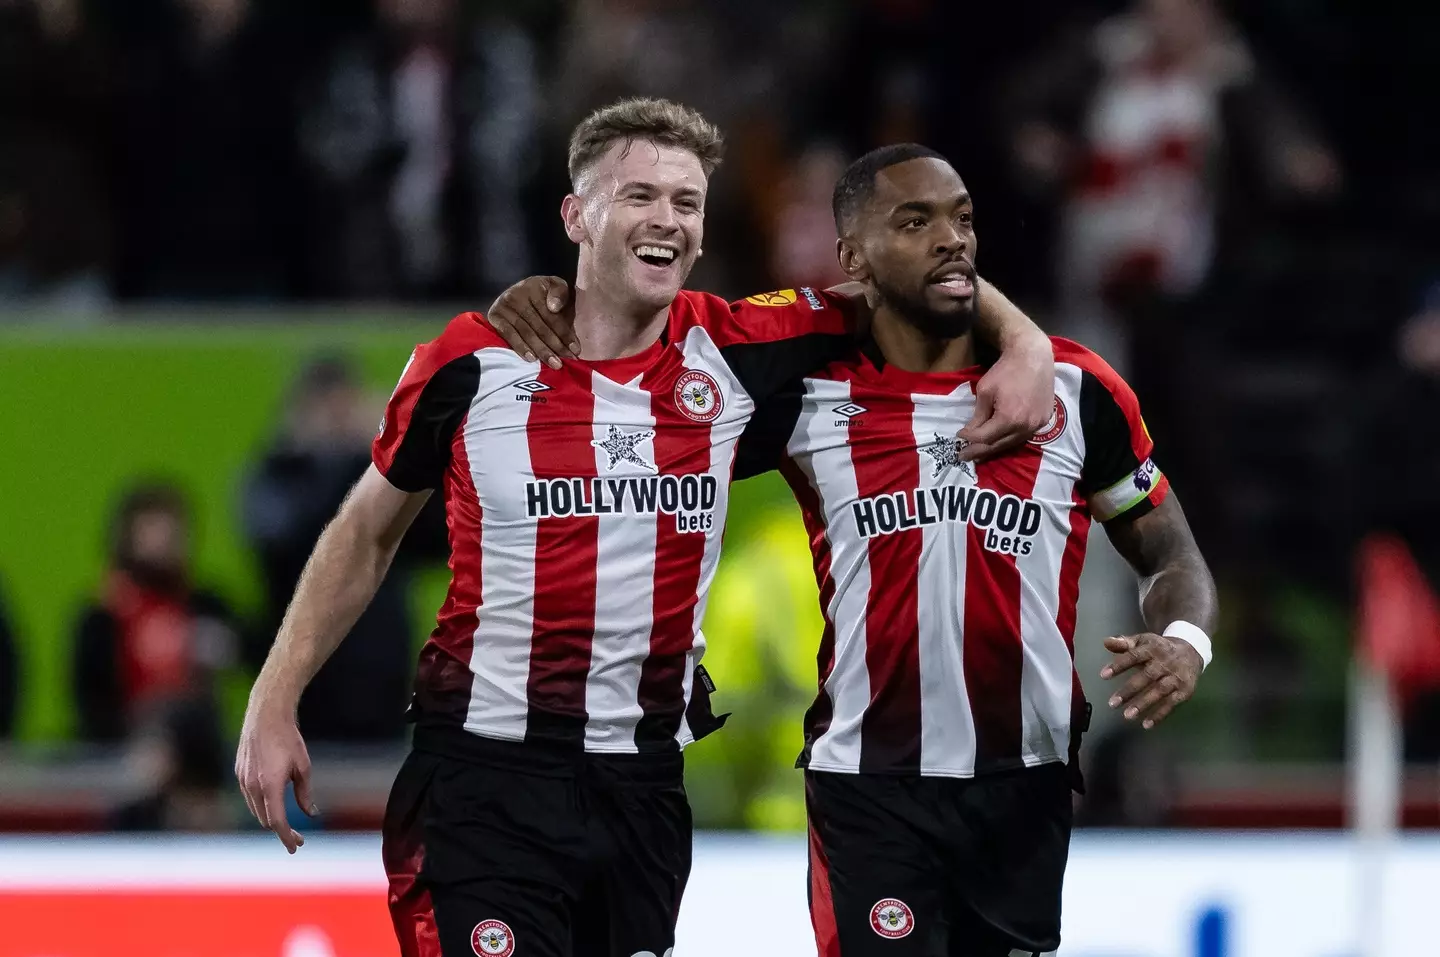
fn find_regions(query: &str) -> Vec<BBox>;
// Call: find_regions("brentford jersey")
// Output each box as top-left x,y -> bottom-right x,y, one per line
737,313 -> 1169,777
372,288 -> 852,753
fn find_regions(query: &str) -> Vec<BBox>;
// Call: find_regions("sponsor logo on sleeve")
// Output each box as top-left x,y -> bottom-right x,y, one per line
1132,458 -> 1157,492
743,289 -> 798,307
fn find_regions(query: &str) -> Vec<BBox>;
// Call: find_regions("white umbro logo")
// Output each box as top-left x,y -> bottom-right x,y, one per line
833,402 -> 867,419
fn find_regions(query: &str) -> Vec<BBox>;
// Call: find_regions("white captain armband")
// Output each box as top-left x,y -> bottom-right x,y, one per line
1088,458 -> 1162,522
1163,620 -> 1212,670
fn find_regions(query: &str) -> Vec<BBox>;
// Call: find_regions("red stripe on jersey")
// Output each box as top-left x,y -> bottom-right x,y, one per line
963,443 -> 1045,772
524,365 -> 599,742
1057,491 -> 1093,753
412,411 -> 485,721
782,455 -> 839,756
635,367 -> 713,746
848,382 -> 923,772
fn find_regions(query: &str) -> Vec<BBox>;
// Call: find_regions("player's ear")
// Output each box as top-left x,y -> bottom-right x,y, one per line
837,236 -> 870,283
561,194 -> 588,245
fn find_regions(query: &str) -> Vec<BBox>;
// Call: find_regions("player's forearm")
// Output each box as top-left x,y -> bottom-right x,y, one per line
1108,497 -> 1219,634
1137,552 -> 1219,636
249,506 -> 402,715
975,278 -> 1050,358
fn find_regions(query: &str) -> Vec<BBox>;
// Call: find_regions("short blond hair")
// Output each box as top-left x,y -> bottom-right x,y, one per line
567,97 -> 725,187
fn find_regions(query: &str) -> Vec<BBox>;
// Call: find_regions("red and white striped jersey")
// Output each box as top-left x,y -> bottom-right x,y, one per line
738,327 -> 1168,778
372,288 -> 852,753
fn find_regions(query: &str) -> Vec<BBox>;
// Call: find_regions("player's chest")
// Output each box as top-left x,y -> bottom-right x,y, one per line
455,349 -> 750,528
787,377 -> 1085,506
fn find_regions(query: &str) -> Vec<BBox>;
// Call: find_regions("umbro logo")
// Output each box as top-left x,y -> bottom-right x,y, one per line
514,378 -> 550,404
833,402 -> 867,428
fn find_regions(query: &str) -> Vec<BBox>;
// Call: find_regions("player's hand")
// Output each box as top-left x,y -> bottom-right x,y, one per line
957,335 -> 1054,462
1100,634 -> 1203,730
235,702 -> 318,854
480,276 -> 579,369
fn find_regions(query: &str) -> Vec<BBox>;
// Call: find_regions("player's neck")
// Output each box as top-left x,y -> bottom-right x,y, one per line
871,310 -> 976,374
570,281 -> 670,361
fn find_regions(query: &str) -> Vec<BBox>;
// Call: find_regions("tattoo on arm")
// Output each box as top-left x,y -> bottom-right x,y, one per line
1104,494 -> 1219,634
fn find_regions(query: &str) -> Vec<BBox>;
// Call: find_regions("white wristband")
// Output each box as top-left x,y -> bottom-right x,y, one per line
1163,620 -> 1212,670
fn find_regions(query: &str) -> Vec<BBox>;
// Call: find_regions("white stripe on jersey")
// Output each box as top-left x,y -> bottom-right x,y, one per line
1016,364 -> 1086,765
909,385 -> 979,774
789,378 -> 872,770
464,348 -> 544,741
677,325 -> 754,746
584,370 -> 659,749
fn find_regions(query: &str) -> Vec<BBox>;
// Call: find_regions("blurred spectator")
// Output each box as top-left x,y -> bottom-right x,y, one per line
1361,282 -> 1440,762
105,0 -> 304,299
0,0 -> 113,309
1007,0 -> 1340,330
297,0 -> 542,299
109,696 -> 237,831
241,355 -> 446,742
0,583 -> 18,738
764,142 -> 850,293
72,482 -> 244,743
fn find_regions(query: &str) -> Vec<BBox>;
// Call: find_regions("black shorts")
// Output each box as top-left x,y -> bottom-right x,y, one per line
383,728 -> 691,957
805,763 -> 1073,957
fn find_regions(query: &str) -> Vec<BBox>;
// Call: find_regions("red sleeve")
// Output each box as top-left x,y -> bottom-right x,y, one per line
711,286 -> 853,347
1058,338 -> 1171,523
372,313 -> 495,492
676,287 -> 854,405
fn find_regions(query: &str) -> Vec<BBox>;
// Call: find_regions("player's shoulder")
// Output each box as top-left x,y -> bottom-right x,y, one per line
408,312 -> 506,375
1051,336 -> 1131,395
675,286 -> 851,348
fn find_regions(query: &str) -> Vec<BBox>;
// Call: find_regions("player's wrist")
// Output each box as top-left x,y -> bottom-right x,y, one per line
1162,620 -> 1212,671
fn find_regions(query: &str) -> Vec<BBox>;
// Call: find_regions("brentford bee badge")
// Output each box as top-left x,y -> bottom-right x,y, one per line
674,369 -> 724,423
1028,395 -> 1068,445
471,919 -> 515,957
870,898 -> 915,939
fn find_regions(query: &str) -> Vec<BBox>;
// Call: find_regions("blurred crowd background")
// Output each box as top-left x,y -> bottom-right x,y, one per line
2,0 -> 1438,836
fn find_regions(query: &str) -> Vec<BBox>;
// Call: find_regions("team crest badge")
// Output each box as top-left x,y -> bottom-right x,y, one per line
471,919 -> 515,957
674,369 -> 724,423
744,289 -> 798,307
1028,396 -> 1068,445
870,898 -> 915,939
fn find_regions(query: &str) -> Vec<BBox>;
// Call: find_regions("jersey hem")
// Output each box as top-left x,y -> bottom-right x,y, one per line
801,753 -> 1066,778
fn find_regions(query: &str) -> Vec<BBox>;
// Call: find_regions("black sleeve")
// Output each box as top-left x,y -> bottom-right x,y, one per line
374,353 -> 482,493
722,335 -> 848,482
73,606 -> 124,742
721,332 -> 853,408
732,383 -> 807,481
1076,369 -> 1167,524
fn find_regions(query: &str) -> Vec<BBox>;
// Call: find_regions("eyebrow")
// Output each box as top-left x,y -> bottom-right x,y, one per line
890,192 -> 971,216
618,181 -> 703,198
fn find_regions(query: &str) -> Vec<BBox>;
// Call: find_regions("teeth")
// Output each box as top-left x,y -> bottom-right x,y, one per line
635,245 -> 676,261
